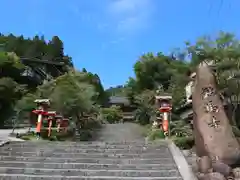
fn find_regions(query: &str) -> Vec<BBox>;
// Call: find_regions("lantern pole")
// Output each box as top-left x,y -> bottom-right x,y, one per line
169,111 -> 172,137
46,111 -> 56,137
155,95 -> 172,138
32,99 -> 50,140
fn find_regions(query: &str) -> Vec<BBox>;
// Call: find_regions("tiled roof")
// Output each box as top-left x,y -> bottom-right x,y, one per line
109,96 -> 130,105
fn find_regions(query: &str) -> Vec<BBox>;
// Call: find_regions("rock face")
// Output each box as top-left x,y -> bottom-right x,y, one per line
192,62 -> 240,166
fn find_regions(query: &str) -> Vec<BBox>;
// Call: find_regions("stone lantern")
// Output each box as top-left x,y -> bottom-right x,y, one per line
155,95 -> 172,136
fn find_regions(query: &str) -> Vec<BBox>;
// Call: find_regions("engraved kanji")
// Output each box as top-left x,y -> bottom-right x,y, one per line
202,87 -> 215,99
208,116 -> 220,128
204,101 -> 219,113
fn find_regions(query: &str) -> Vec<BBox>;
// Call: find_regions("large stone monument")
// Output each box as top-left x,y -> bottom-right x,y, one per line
192,62 -> 240,179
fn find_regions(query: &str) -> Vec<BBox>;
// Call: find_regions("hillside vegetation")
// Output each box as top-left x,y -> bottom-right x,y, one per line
2,32 -> 240,143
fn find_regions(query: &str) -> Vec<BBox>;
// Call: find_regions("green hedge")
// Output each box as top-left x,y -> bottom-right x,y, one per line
173,136 -> 194,150
40,129 -> 74,141
101,106 -> 123,124
172,126 -> 240,150
147,129 -> 165,141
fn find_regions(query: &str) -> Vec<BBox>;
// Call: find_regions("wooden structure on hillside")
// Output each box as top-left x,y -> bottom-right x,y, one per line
0,44 -> 66,86
20,57 -> 65,86
108,96 -> 136,121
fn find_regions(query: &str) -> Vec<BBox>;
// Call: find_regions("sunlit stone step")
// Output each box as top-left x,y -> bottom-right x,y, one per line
0,167 -> 180,177
0,141 -> 182,179
0,161 -> 178,170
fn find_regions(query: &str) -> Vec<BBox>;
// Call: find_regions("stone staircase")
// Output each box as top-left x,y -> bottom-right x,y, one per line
0,140 -> 182,180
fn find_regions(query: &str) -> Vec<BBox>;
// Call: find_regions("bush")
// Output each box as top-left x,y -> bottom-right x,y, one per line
40,128 -> 73,141
21,136 -> 30,140
141,124 -> 152,137
147,129 -> 165,141
173,136 -> 194,150
40,129 -> 49,139
79,130 -> 92,141
170,120 -> 192,137
101,106 -> 123,124
49,136 -> 58,141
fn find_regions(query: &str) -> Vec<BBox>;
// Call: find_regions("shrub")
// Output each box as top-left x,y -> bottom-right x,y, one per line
40,129 -> 49,139
170,120 -> 192,137
173,136 -> 194,150
79,130 -> 92,141
40,128 -> 73,141
147,129 -> 165,141
101,106 -> 123,124
49,136 -> 58,141
141,124 -> 152,137
21,136 -> 30,140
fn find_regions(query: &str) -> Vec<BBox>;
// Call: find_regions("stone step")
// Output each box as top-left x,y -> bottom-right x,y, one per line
3,146 -> 168,152
0,152 -> 171,158
9,141 -> 156,146
0,156 -> 175,164
0,161 -> 177,170
8,142 -> 168,148
5,143 -> 167,149
0,167 -> 180,177
0,174 -> 182,180
1,148 -> 170,154
0,141 -> 182,179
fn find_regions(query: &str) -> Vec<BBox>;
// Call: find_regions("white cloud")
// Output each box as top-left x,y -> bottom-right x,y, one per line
107,0 -> 154,34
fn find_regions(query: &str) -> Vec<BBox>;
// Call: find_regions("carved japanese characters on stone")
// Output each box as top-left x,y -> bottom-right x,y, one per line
192,62 -> 240,166
204,101 -> 219,113
201,87 -> 215,99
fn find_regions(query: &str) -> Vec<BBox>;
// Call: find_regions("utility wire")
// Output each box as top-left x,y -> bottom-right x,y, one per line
217,0 -> 224,17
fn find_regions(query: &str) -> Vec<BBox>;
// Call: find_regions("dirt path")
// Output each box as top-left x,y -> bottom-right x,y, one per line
95,123 -> 146,142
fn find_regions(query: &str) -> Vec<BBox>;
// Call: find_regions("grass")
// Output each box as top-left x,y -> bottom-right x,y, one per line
20,134 -> 38,141
172,136 -> 194,150
20,129 -> 74,141
147,129 -> 165,141
140,124 -> 152,137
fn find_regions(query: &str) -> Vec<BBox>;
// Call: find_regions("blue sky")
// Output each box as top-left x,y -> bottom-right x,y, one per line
0,0 -> 239,88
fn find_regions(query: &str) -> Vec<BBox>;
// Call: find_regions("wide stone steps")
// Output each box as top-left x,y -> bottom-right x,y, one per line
6,141 -> 168,149
0,168 -> 179,177
0,162 -> 176,170
0,152 -> 171,158
0,141 -> 182,180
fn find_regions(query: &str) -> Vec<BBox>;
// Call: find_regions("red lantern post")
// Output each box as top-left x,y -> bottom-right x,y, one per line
46,111 -> 57,137
55,115 -> 63,132
155,95 -> 172,137
62,118 -> 69,133
32,99 -> 50,139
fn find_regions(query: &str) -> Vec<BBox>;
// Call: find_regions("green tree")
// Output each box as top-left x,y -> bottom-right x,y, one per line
185,32 -> 240,126
0,77 -> 24,127
16,71 -> 101,136
101,105 -> 123,124
134,90 -> 156,125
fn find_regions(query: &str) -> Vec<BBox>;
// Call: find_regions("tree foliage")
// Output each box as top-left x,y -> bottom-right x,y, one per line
100,105 -> 123,124
108,31 -> 240,132
0,33 -> 73,78
0,33 -> 106,129
15,71 -> 102,134
3,30 -> 240,140
186,32 -> 240,126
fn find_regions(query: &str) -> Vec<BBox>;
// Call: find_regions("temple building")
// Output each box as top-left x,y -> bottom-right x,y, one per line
175,72 -> 195,125
108,96 -> 135,122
